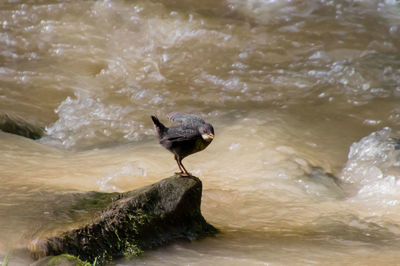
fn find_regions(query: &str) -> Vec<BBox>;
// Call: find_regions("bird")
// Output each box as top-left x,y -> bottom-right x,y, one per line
151,112 -> 214,176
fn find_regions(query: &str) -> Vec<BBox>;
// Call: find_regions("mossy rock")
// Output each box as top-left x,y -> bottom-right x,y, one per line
30,175 -> 216,265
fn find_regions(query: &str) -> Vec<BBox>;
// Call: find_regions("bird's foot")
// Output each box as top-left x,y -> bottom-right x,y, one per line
181,172 -> 191,177
175,171 -> 191,177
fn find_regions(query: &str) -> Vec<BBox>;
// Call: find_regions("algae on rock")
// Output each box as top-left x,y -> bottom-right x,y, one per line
32,254 -> 91,266
30,175 -> 216,265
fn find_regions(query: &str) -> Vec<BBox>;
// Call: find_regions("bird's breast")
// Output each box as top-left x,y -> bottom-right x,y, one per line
195,137 -> 211,152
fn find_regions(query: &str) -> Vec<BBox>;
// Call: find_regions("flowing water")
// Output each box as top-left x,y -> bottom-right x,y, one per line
1,0 -> 400,265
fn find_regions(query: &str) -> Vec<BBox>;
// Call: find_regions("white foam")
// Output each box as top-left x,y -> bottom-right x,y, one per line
341,127 -> 400,205
42,92 -> 136,149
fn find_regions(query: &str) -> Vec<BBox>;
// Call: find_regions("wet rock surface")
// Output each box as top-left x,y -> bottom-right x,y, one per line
0,114 -> 44,140
29,175 -> 216,265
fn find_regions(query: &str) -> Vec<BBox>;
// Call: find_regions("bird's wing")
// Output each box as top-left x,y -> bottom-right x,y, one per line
167,112 -> 205,128
160,127 -> 199,142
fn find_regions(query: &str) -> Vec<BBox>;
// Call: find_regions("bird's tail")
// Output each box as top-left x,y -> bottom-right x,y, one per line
151,115 -> 166,137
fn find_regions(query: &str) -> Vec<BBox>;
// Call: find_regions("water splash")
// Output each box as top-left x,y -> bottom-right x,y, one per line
41,92 -> 142,149
341,127 -> 400,205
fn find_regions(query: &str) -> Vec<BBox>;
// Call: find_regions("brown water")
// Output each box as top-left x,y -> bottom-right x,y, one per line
1,0 -> 400,265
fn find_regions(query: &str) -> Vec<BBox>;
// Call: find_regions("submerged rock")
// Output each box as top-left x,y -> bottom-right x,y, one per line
29,175 -> 216,265
305,166 -> 345,200
0,114 -> 44,139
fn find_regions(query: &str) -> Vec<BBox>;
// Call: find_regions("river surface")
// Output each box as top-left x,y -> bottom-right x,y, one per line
1,0 -> 400,265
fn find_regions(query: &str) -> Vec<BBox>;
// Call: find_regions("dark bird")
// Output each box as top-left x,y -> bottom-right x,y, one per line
151,112 -> 215,176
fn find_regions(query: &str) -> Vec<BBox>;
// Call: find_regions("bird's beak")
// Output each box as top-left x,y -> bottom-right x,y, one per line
202,133 -> 214,141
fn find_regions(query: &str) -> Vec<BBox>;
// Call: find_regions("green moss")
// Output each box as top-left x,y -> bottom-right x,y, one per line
2,250 -> 10,266
125,209 -> 151,235
70,192 -> 117,214
114,230 -> 121,242
44,254 -> 92,266
123,241 -> 143,259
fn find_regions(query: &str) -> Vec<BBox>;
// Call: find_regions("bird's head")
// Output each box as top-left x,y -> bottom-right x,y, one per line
199,123 -> 214,142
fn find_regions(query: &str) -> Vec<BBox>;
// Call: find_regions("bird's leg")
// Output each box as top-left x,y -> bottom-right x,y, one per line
174,155 -> 184,174
179,159 -> 191,177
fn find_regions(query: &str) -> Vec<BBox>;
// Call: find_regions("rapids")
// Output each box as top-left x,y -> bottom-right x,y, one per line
0,0 -> 400,265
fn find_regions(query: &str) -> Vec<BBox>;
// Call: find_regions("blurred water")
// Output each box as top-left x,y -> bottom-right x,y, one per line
0,0 -> 400,265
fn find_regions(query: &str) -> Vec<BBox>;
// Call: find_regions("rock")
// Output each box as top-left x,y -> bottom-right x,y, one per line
29,175 -> 216,265
0,114 -> 44,139
31,254 -> 90,266
306,166 -> 345,199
